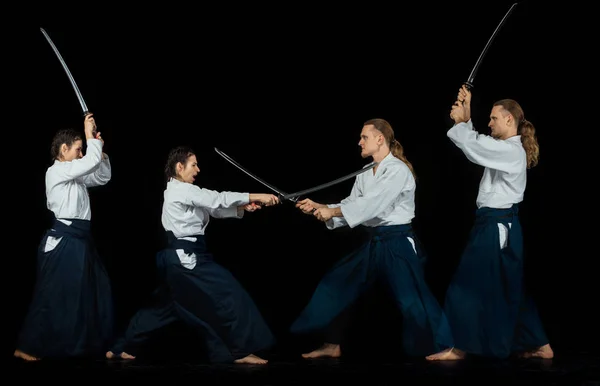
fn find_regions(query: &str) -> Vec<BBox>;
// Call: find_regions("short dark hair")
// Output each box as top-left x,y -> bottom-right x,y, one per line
164,146 -> 195,181
50,128 -> 82,161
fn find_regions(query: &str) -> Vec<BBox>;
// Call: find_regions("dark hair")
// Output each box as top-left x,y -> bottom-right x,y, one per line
363,118 -> 416,179
493,99 -> 539,168
164,146 -> 195,181
50,128 -> 82,161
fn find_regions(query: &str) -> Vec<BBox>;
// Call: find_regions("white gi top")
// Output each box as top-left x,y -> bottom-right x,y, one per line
326,152 -> 415,230
161,178 -> 250,269
44,138 -> 110,252
447,119 -> 527,209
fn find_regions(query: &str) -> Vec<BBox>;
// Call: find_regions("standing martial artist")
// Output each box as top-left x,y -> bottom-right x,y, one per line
106,146 -> 279,364
291,118 -> 454,359
426,85 -> 553,360
14,113 -> 114,361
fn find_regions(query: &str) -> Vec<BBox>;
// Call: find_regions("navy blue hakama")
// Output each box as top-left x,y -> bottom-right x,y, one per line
16,217 -> 114,358
110,233 -> 275,363
291,224 -> 453,356
443,205 -> 549,358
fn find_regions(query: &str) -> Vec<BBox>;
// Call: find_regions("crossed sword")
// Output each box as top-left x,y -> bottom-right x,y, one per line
215,147 -> 376,204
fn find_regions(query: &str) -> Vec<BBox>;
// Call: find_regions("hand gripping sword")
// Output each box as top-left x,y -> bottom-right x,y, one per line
214,147 -> 377,204
40,28 -> 97,135
464,3 -> 518,90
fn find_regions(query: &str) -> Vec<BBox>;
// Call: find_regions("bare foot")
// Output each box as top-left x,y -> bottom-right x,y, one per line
520,344 -> 554,359
426,347 -> 466,361
105,351 -> 136,360
234,353 -> 268,364
14,349 -> 40,361
301,343 -> 341,359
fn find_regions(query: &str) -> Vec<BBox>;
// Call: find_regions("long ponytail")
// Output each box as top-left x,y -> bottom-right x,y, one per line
493,99 -> 539,168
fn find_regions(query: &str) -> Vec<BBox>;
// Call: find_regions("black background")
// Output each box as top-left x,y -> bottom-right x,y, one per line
8,0 -> 597,359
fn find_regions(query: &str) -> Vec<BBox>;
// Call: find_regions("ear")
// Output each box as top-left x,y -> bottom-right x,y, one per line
506,113 -> 514,126
176,162 -> 184,173
60,143 -> 68,157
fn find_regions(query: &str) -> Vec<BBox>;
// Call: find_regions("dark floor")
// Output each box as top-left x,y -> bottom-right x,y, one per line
8,349 -> 599,385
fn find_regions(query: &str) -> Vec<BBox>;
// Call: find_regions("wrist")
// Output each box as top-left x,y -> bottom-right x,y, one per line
330,206 -> 342,217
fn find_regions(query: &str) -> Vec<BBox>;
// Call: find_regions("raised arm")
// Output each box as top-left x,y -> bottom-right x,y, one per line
51,138 -> 104,183
447,121 -> 524,173
447,85 -> 523,173
81,151 -> 111,187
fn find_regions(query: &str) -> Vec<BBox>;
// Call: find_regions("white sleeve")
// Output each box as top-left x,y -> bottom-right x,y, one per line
51,139 -> 104,183
447,120 -> 523,173
81,156 -> 111,187
208,206 -> 245,219
325,178 -> 361,229
336,165 -> 410,229
185,185 -> 250,210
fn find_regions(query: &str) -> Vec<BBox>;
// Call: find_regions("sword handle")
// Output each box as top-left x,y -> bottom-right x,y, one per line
446,82 -> 471,127
249,194 -> 286,209
83,111 -> 98,137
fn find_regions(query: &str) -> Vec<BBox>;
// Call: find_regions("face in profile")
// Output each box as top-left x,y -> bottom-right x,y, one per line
358,125 -> 382,158
60,140 -> 83,162
177,154 -> 200,183
488,105 -> 512,140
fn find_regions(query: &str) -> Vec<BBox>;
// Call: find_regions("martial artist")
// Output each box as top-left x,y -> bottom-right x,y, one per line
292,118 -> 454,359
14,113 -> 114,361
106,146 -> 279,364
426,85 -> 553,360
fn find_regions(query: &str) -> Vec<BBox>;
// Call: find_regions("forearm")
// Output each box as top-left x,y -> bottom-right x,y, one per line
330,206 -> 343,217
325,206 -> 347,230
248,194 -> 263,203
